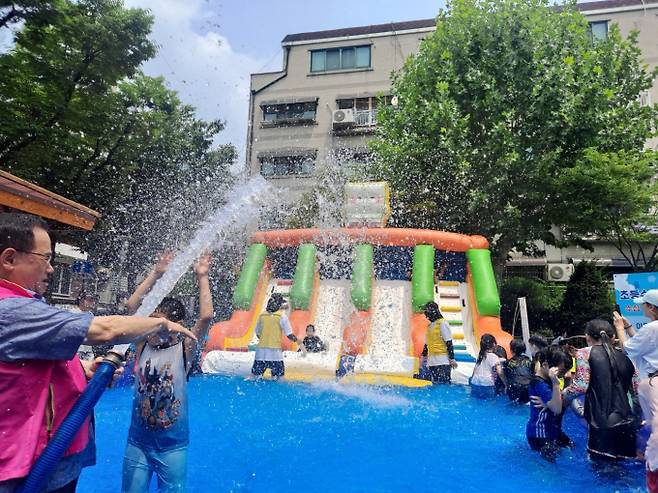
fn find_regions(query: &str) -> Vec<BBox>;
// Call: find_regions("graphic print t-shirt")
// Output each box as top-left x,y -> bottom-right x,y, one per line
128,342 -> 188,451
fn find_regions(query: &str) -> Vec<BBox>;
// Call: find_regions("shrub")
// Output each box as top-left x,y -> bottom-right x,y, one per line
499,277 -> 565,337
559,261 -> 614,336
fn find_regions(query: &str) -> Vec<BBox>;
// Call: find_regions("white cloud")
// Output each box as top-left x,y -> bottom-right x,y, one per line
125,0 -> 269,161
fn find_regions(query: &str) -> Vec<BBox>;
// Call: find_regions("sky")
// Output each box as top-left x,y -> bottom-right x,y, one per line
121,0 -> 448,160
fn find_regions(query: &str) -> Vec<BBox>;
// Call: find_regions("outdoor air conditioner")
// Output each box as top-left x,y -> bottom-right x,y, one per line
332,109 -> 355,125
545,263 -> 575,282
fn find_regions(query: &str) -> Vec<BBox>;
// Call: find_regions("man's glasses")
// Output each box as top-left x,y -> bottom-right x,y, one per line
17,250 -> 53,264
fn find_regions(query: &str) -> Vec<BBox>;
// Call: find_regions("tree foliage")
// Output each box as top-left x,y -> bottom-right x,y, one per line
499,276 -> 565,336
370,0 -> 658,268
0,0 -> 238,288
559,262 -> 614,336
553,149 -> 658,271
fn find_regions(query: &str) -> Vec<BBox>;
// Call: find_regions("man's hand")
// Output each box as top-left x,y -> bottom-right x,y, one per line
160,319 -> 198,341
80,357 -> 125,386
154,250 -> 175,276
194,251 -> 212,277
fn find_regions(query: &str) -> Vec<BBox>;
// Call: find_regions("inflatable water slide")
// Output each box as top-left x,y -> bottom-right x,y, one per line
202,227 -> 511,387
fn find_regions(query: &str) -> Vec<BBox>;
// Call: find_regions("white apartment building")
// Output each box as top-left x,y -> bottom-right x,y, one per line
246,0 -> 658,278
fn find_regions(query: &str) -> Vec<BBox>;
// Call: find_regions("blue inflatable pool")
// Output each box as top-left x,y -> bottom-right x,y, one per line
79,376 -> 645,492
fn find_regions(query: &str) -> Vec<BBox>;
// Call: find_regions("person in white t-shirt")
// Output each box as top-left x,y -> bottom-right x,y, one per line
470,333 -> 506,399
615,289 -> 658,491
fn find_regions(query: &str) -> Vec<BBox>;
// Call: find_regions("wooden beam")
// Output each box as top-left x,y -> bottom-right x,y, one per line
0,170 -> 100,218
0,190 -> 96,231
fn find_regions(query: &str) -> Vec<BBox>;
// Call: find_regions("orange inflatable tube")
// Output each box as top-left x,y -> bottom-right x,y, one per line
467,273 -> 512,356
204,263 -> 269,352
341,311 -> 372,356
251,228 -> 488,252
410,312 -> 428,357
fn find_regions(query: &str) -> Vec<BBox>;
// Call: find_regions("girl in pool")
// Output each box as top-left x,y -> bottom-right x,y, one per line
583,319 -> 637,461
470,334 -> 506,398
526,346 -> 568,462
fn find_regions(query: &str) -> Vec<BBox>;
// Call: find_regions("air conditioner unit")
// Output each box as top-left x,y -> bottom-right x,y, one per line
545,263 -> 574,282
332,109 -> 354,125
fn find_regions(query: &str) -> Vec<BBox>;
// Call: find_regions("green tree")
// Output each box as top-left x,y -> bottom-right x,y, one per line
559,262 -> 614,336
0,1 -> 64,30
499,276 -> 566,336
552,148 -> 658,271
370,0 -> 658,271
0,0 -> 238,288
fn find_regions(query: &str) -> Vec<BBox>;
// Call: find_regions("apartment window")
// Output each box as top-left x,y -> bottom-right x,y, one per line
260,154 -> 316,177
310,45 -> 371,73
589,21 -> 608,41
51,263 -> 72,296
261,100 -> 317,125
334,148 -> 373,168
336,96 -> 392,126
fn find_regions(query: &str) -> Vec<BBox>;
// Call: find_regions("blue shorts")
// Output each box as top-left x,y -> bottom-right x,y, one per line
251,359 -> 285,378
470,384 -> 496,399
122,442 -> 187,493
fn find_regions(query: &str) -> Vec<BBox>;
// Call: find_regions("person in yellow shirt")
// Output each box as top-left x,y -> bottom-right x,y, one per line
251,293 -> 303,380
422,302 -> 458,384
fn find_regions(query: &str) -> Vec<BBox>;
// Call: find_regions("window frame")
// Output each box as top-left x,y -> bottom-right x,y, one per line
260,100 -> 318,126
310,44 -> 372,73
259,153 -> 317,178
51,262 -> 72,296
588,20 -> 609,41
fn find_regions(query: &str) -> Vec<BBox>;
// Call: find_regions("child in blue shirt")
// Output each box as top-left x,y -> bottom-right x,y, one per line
121,252 -> 213,493
527,346 -> 568,462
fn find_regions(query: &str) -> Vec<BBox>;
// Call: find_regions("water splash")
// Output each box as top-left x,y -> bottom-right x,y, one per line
309,380 -> 411,408
113,175 -> 270,355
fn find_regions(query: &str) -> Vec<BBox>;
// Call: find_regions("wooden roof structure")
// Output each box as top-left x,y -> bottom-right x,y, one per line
0,170 -> 100,231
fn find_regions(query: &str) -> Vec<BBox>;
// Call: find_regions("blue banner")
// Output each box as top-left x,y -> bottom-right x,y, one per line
613,272 -> 658,330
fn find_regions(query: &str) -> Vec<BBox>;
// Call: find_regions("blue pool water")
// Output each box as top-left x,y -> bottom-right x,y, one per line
79,376 -> 645,492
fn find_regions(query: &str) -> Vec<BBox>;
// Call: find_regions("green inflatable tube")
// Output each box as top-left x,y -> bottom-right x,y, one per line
290,244 -> 316,310
412,245 -> 435,312
351,244 -> 373,311
232,243 -> 267,310
466,249 -> 501,316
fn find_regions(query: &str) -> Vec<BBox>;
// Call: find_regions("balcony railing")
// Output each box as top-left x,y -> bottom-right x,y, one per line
354,109 -> 377,126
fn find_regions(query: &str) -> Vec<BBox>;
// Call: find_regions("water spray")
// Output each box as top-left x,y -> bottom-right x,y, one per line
17,176 -> 270,493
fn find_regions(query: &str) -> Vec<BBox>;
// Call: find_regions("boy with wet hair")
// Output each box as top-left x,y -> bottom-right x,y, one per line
122,252 -> 214,493
302,324 -> 326,353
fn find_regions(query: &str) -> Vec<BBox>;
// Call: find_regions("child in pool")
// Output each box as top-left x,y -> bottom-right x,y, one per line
121,252 -> 214,493
526,346 -> 568,462
470,334 -> 506,398
503,339 -> 533,403
301,324 -> 326,353
422,301 -> 458,384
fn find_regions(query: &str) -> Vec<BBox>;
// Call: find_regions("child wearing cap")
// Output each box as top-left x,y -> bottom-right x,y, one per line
422,301 -> 457,384
615,289 -> 658,491
251,293 -> 304,380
